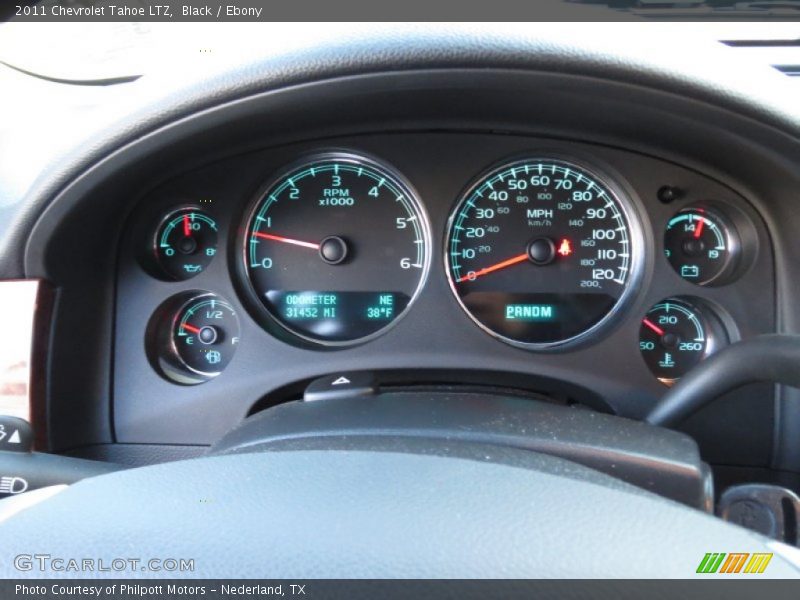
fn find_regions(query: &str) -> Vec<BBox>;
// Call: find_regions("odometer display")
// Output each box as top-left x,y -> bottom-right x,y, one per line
446,157 -> 641,348
243,153 -> 430,345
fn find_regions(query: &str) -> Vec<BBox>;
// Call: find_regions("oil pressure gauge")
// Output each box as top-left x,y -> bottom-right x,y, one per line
155,208 -> 218,280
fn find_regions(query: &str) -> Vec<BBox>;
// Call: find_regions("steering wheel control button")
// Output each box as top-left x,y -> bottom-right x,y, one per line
304,372 -> 378,402
0,417 -> 32,453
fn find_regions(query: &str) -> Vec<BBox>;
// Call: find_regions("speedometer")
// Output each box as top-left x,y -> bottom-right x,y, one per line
445,157 -> 643,349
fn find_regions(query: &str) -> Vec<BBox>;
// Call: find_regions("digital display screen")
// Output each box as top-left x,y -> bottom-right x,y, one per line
504,304 -> 556,322
462,292 -> 616,344
265,291 -> 409,342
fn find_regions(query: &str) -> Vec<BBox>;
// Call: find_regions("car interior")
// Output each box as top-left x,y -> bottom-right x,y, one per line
1,20 -> 800,580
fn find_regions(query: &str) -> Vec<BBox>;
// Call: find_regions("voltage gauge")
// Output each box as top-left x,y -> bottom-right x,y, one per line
664,208 -> 738,286
639,298 -> 725,385
149,292 -> 240,385
155,208 -> 218,280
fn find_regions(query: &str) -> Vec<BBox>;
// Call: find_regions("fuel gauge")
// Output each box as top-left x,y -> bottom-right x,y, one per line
149,292 -> 240,385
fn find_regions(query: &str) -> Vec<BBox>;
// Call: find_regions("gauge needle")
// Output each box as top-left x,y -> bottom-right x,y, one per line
642,318 -> 665,336
693,217 -> 705,239
183,214 -> 191,237
457,253 -> 529,283
252,232 -> 320,250
181,323 -> 202,334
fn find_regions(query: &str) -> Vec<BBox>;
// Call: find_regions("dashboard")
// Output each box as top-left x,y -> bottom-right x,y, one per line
7,23 -> 800,579
4,26 -> 800,488
113,131 -> 775,455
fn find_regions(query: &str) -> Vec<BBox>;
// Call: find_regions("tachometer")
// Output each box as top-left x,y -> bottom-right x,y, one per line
242,152 -> 430,345
446,157 -> 642,348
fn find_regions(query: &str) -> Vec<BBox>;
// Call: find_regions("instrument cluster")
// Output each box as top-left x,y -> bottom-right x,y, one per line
134,145 -> 762,389
110,131 -> 773,448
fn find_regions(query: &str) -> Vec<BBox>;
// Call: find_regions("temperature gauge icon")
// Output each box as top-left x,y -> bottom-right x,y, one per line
639,298 -> 726,385
149,292 -> 240,385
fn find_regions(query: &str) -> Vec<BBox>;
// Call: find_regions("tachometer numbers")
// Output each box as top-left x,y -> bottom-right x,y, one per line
242,152 -> 430,345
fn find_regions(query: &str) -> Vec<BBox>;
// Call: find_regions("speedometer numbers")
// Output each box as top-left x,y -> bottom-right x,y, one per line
243,153 -> 430,345
446,158 -> 642,349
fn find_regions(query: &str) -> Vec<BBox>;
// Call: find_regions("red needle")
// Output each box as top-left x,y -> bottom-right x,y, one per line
252,232 -> 320,250
183,214 -> 191,237
693,216 -> 705,239
642,319 -> 665,336
457,253 -> 529,283
181,323 -> 202,334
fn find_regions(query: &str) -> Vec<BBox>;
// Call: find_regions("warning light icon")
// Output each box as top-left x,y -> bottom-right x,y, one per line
557,239 -> 573,257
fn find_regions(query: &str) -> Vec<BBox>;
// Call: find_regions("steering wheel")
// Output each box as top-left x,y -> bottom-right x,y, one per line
0,394 -> 797,578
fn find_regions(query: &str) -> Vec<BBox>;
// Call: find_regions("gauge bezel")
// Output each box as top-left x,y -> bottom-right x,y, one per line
168,293 -> 239,378
640,298 -> 717,387
444,153 -> 646,351
664,205 -> 741,287
238,150 -> 432,348
152,206 -> 218,281
146,291 -> 240,386
639,296 -> 732,387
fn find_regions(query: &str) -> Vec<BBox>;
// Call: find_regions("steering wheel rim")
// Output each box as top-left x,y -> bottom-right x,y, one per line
0,436 -> 797,579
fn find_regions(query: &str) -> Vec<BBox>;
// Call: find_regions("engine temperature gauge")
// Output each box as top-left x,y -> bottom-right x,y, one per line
639,298 -> 724,385
664,208 -> 738,286
150,292 -> 240,385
